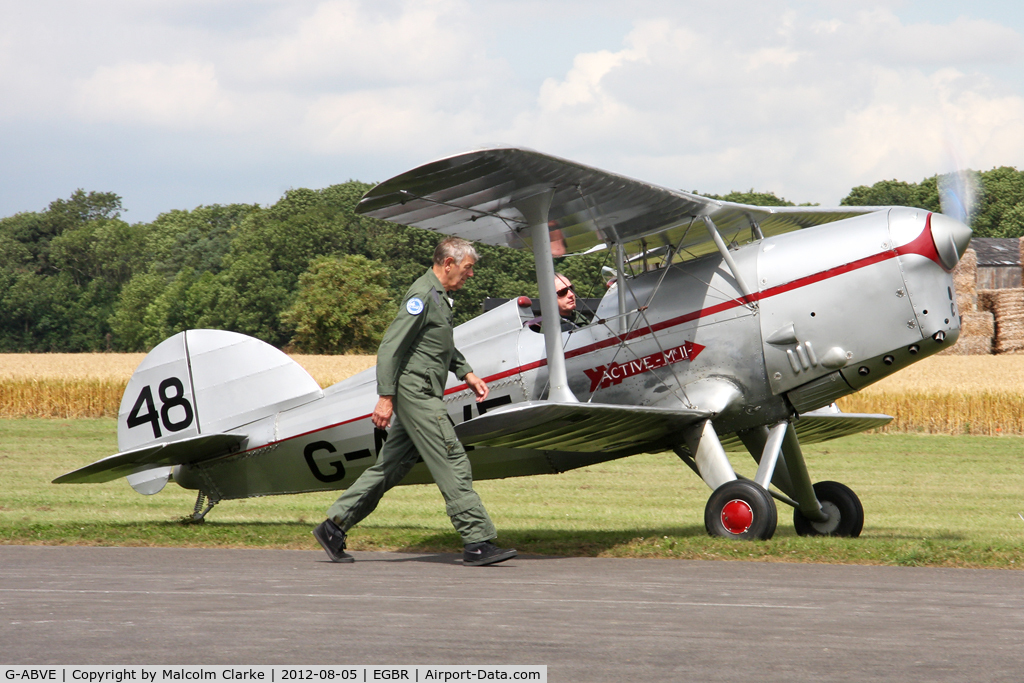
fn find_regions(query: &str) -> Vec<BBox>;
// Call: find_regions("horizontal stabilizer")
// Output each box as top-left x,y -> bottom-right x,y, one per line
455,401 -> 710,453
53,432 -> 247,485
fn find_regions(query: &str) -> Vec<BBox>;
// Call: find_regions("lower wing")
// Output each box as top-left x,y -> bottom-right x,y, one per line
455,401 -> 710,454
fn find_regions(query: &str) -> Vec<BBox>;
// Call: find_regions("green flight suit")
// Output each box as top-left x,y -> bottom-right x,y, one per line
326,268 -> 496,544
562,309 -> 590,330
532,308 -> 590,333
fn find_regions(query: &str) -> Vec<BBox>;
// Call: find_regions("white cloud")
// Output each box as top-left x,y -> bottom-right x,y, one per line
538,48 -> 638,112
808,10 -> 1024,67
500,6 -> 1024,203
74,61 -> 229,128
301,86 -> 485,155
232,0 -> 498,87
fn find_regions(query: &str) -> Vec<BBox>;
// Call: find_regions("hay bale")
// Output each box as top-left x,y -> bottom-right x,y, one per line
961,311 -> 995,337
995,313 -> 1024,353
952,248 -> 977,312
953,247 -> 977,289
978,288 -> 995,313
993,289 -> 1024,319
938,335 -> 993,355
957,291 -> 975,314
996,344 -> 1024,355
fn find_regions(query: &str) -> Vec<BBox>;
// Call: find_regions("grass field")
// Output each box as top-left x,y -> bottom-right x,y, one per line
2,418 -> 1022,568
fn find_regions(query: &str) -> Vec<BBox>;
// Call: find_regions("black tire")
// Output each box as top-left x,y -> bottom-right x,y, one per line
793,480 -> 864,538
704,479 -> 778,541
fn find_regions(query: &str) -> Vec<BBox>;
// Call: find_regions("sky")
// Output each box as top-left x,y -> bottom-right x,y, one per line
2,0 -> 1023,223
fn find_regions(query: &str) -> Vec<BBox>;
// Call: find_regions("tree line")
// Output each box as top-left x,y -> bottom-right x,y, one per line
2,167 -> 1022,354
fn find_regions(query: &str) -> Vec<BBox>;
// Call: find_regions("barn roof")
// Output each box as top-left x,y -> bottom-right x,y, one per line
971,238 -> 1020,267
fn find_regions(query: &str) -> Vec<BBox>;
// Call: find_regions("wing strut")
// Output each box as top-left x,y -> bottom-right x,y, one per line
517,190 -> 578,403
681,420 -> 736,490
615,244 -> 628,335
754,421 -> 788,488
703,216 -> 756,304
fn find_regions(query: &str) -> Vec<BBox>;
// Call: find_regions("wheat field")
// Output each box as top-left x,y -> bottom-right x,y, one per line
0,353 -> 376,419
1,353 -> 1022,433
834,355 -> 1024,435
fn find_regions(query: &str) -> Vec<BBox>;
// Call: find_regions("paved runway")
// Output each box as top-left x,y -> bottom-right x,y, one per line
2,546 -> 1023,682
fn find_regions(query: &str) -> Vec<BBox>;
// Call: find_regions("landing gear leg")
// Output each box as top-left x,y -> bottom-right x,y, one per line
737,423 -> 797,498
781,428 -> 864,537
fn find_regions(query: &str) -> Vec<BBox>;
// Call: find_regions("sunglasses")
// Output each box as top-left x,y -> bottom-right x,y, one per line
556,285 -> 575,297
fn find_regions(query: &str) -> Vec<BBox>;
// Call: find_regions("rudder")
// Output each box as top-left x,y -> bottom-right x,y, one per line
56,330 -> 325,492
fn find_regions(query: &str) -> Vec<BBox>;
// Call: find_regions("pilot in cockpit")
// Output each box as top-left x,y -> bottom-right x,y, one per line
554,273 -> 591,330
526,273 -> 592,332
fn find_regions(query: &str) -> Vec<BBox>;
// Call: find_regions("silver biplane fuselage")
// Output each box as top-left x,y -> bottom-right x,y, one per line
57,148 -> 971,540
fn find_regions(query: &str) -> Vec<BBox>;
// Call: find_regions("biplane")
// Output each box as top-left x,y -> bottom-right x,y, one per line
55,147 -> 972,540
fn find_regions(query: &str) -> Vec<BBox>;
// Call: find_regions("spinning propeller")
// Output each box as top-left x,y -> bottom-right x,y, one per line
938,167 -> 981,226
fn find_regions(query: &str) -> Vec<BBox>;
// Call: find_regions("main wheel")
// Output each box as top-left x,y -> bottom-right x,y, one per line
704,480 -> 778,541
793,480 -> 864,537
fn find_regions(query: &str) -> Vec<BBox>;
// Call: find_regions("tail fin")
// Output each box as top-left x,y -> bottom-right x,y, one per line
117,329 -> 322,452
55,330 -> 323,491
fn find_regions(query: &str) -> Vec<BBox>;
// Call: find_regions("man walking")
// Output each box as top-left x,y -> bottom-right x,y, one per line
313,237 -> 517,567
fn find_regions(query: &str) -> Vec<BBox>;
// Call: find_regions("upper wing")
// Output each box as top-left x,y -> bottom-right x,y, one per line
356,146 -> 886,259
455,400 -> 710,453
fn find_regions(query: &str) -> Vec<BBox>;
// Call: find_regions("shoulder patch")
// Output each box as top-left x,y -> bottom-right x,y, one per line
406,297 -> 425,315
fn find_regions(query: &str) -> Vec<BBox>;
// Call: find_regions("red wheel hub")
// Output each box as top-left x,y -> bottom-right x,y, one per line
721,499 -> 753,534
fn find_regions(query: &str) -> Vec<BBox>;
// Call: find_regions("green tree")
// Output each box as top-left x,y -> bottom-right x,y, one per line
106,203 -> 259,351
989,203 -> 1024,238
281,255 -> 394,353
971,167 -> 1024,237
109,272 -> 168,351
0,190 -> 131,350
145,204 -> 258,277
213,251 -> 293,345
841,179 -> 926,208
48,218 -> 147,287
701,189 -> 795,207
839,167 -> 1024,237
226,184 -> 376,282
453,243 -> 540,325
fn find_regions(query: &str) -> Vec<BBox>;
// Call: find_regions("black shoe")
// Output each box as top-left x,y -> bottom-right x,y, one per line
463,541 -> 517,566
313,519 -> 354,563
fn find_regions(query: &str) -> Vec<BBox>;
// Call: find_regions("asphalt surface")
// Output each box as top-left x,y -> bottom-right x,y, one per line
2,546 -> 1023,682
